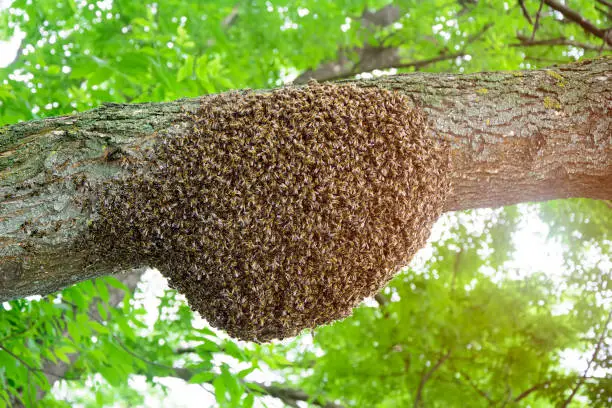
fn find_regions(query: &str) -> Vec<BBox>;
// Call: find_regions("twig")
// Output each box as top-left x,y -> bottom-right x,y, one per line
466,22 -> 495,44
176,346 -> 197,354
561,309 -> 612,407
525,56 -> 568,64
113,336 -> 178,372
514,380 -> 551,402
456,369 -> 493,403
113,337 -> 341,408
600,29 -> 612,54
394,53 -> 465,70
595,6 -> 612,20
531,0 -> 545,40
0,345 -> 48,383
543,0 -> 612,45
518,0 -> 534,25
514,34 -> 610,51
374,293 -> 389,307
256,383 -> 345,408
221,5 -> 240,28
413,350 -> 452,407
0,324 -> 36,345
451,249 -> 463,294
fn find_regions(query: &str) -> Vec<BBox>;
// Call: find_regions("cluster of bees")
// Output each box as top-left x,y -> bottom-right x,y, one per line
91,83 -> 450,341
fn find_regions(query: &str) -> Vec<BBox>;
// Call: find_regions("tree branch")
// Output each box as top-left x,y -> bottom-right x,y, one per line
514,380 -> 551,402
256,383 -> 344,408
293,5 -> 402,84
543,0 -> 612,45
514,33 -> 611,51
531,0 -> 545,40
0,57 -> 610,301
561,309 -> 612,407
374,292 -> 389,307
456,369 -> 493,403
300,22 -> 493,84
79,335 -> 343,408
596,0 -> 612,8
0,345 -> 49,383
518,0 -> 534,25
413,350 -> 452,407
152,363 -> 345,408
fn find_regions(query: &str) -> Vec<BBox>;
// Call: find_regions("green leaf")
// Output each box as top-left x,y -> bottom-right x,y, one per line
69,57 -> 99,79
237,365 -> 256,379
177,56 -> 194,82
195,55 -> 208,81
213,375 -> 227,404
89,320 -> 110,334
96,390 -> 104,406
95,280 -> 110,303
97,302 -> 108,321
0,84 -> 16,101
223,341 -> 246,361
54,348 -> 70,364
244,382 -> 265,393
47,65 -> 61,75
99,366 -> 122,387
66,321 -> 81,343
220,365 -> 243,402
131,17 -> 150,27
243,393 -> 255,408
105,277 -> 130,293
188,371 -> 216,384
196,338 -> 220,353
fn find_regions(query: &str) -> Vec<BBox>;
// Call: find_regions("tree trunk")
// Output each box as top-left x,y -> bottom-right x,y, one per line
0,57 -> 609,302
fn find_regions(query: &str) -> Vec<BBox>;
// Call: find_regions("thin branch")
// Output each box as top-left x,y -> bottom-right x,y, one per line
518,0 -> 534,25
0,323 -> 38,345
466,22 -> 495,44
394,53 -> 465,70
256,383 -> 345,408
296,9 -> 492,83
513,34 -> 610,51
374,293 -> 389,307
112,336 -> 180,373
109,338 -> 342,408
596,0 -> 612,8
543,0 -> 612,45
413,350 -> 452,408
561,309 -> 612,407
514,380 -> 551,402
176,347 -> 197,354
456,369 -> 493,403
595,6 -> 612,20
451,249 -> 463,294
221,5 -> 240,28
525,56 -> 569,64
0,345 -> 53,383
531,0 -> 545,40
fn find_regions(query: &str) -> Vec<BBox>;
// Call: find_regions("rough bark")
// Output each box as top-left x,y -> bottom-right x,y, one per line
0,57 -> 610,302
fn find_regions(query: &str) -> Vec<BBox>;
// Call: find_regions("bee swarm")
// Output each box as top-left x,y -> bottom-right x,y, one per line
91,83 -> 450,341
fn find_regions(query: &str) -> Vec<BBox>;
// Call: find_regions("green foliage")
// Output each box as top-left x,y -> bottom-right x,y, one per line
1,0 -> 610,407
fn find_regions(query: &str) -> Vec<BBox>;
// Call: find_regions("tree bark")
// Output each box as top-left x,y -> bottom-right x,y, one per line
0,57 -> 610,302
